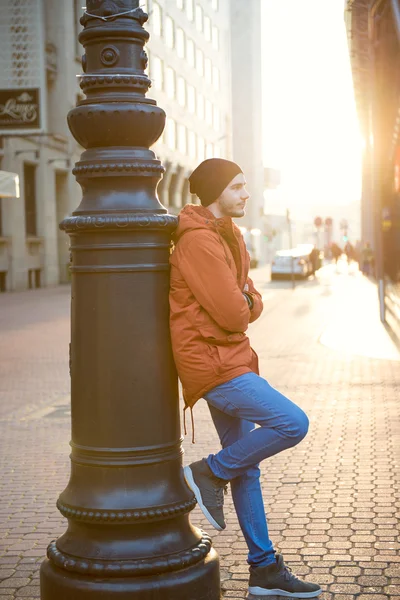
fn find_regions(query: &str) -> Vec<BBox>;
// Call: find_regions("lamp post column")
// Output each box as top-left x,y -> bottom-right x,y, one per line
39,2 -> 220,598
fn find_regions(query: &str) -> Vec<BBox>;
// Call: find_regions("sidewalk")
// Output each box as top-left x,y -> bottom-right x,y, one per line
318,262 -> 400,361
0,266 -> 400,599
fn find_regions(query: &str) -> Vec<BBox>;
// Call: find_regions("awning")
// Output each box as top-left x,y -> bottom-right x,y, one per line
0,170 -> 20,198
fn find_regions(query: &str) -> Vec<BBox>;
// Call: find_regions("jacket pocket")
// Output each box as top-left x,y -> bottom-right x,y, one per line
198,325 -> 245,347
198,326 -> 253,375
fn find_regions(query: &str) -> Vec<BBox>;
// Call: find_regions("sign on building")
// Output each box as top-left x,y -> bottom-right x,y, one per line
0,89 -> 41,130
0,0 -> 46,135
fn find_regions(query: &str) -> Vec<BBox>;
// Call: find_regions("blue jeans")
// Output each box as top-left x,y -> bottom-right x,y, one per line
204,372 -> 309,567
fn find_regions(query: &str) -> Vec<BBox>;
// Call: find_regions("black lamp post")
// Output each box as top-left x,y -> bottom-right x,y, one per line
40,1 -> 220,598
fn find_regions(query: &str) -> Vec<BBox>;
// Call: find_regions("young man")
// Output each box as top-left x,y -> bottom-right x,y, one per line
169,158 -> 322,598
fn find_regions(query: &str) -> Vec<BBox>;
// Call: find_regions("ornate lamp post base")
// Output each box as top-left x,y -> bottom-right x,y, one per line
41,546 -> 219,599
39,2 -> 221,598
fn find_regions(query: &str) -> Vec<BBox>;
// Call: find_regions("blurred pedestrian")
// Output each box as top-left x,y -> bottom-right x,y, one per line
169,158 -> 322,598
354,240 -> 362,269
344,241 -> 355,263
330,242 -> 342,264
309,246 -> 321,274
361,242 -> 374,276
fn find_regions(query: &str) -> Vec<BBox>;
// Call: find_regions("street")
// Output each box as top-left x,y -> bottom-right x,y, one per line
0,263 -> 400,599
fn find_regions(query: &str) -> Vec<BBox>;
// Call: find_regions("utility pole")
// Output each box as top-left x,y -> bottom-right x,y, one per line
287,208 -> 295,290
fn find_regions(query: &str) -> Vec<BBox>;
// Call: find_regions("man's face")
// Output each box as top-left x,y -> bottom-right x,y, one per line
215,173 -> 250,218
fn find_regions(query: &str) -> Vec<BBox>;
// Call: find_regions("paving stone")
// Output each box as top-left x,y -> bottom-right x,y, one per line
15,586 -> 41,597
358,575 -> 389,586
385,566 -> 400,576
332,567 -> 362,576
329,584 -> 361,593
306,574 -> 334,584
357,596 -> 388,600
221,580 -> 247,591
386,587 -> 400,595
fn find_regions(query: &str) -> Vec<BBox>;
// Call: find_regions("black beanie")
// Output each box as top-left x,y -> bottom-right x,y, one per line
188,158 -> 243,207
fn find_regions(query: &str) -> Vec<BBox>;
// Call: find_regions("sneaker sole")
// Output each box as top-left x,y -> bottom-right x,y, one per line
183,465 -> 225,531
248,586 -> 322,598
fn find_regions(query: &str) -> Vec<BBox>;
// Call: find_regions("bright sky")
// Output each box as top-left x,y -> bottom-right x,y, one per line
261,0 -> 362,212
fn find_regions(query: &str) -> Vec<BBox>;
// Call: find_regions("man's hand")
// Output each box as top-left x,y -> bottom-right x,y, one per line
243,292 -> 254,310
244,276 -> 263,322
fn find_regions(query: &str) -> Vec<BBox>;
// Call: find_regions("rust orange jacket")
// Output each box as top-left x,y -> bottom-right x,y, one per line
169,204 -> 263,409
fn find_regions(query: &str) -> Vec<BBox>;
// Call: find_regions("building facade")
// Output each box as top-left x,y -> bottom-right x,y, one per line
0,0 -> 235,291
345,0 -> 400,339
0,1 -> 82,291
230,0 -> 264,261
146,0 -> 233,214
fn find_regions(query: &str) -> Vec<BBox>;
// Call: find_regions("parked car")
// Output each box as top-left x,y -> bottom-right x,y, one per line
271,245 -> 319,280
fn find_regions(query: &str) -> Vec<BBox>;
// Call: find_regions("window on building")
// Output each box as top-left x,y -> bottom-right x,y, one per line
195,5 -> 203,31
166,118 -> 177,149
211,0 -> 219,10
177,0 -> 184,9
204,15 -> 211,41
212,66 -> 220,90
186,0 -> 194,21
166,16 -> 174,48
212,26 -> 219,50
213,105 -> 220,131
24,163 -> 37,236
166,67 -> 176,98
187,84 -> 196,113
151,55 -> 164,90
197,136 -> 205,162
178,124 -> 187,154
188,131 -> 196,158
196,48 -> 204,76
205,99 -> 213,126
177,77 -> 186,106
187,39 -> 195,67
197,93 -> 205,120
205,57 -> 212,84
152,2 -> 162,36
206,142 -> 213,159
177,28 -> 185,58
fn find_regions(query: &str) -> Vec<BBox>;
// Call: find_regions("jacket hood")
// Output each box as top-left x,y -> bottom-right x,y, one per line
172,204 -> 239,243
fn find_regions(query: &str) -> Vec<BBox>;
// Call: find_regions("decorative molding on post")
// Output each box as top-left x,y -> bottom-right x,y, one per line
40,1 -> 220,598
46,533 -> 212,576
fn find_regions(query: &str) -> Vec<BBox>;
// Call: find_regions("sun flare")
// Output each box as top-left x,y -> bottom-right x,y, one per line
261,0 -> 362,213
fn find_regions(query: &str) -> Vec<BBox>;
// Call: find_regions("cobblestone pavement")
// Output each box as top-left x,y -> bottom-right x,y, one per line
0,263 -> 399,599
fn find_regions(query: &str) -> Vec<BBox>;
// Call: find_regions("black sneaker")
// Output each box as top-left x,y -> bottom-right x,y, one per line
248,554 -> 322,598
183,458 -> 228,531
